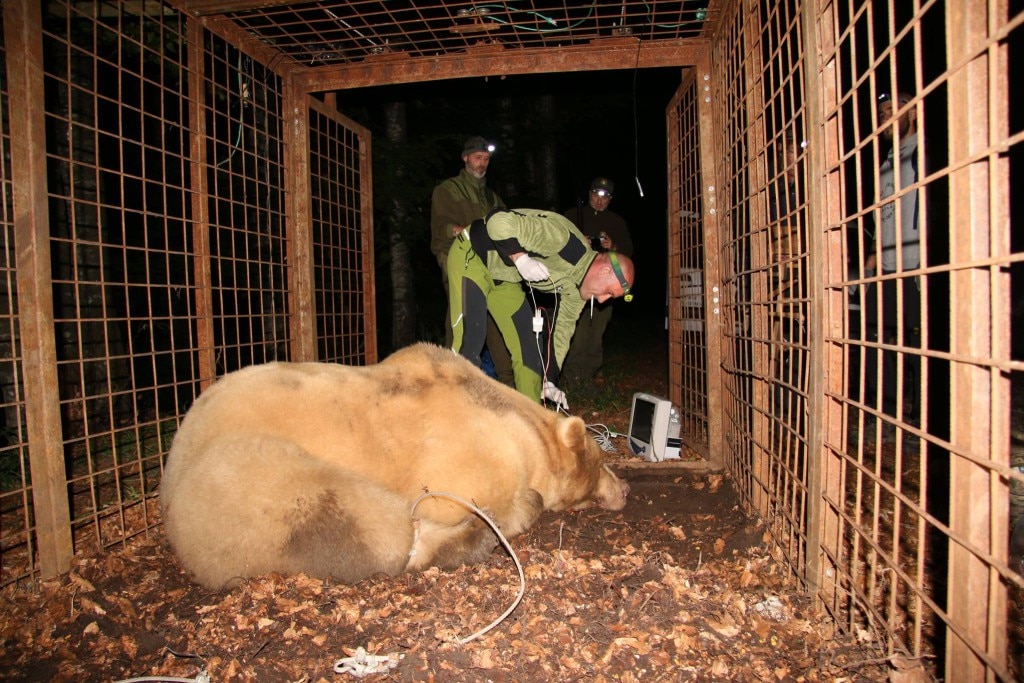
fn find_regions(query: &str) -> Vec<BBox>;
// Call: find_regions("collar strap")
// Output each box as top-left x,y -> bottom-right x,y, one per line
609,252 -> 633,302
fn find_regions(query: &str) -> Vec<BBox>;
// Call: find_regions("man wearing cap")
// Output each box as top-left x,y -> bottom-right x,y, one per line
431,136 -> 513,386
448,208 -> 635,407
864,91 -> 922,424
560,177 -> 634,385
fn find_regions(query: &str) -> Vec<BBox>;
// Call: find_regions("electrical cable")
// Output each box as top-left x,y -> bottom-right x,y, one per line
409,491 -> 525,645
216,52 -> 248,168
466,3 -> 595,33
113,675 -> 210,683
587,423 -> 625,453
631,38 -> 645,197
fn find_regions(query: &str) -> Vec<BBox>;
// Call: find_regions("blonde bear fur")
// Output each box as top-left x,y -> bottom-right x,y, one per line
159,343 -> 629,590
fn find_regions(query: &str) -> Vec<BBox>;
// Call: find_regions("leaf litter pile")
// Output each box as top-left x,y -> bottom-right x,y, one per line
1,321 -> 916,682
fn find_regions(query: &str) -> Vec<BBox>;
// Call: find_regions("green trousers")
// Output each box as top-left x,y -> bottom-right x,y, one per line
437,251 -> 514,387
447,237 -> 544,401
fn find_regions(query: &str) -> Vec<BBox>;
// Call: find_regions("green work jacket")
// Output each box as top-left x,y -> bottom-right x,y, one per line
430,169 -> 505,259
469,209 -> 597,368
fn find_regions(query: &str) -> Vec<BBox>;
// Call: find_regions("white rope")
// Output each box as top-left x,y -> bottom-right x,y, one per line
409,491 -> 526,645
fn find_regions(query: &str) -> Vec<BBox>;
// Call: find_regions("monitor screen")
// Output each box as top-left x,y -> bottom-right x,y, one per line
630,397 -> 656,444
628,392 -> 681,462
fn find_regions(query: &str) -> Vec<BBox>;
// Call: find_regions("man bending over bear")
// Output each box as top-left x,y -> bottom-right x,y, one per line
448,208 -> 636,408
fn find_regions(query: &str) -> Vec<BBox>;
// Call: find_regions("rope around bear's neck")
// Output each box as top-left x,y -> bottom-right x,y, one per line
409,491 -> 526,645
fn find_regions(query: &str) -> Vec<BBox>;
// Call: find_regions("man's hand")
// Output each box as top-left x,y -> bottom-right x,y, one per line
451,225 -> 464,236
513,254 -> 550,282
542,381 -> 568,410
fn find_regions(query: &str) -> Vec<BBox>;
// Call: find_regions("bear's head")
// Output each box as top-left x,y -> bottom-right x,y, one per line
548,416 -> 629,511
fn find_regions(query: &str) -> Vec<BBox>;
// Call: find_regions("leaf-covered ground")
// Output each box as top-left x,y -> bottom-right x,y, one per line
1,310 -> 921,682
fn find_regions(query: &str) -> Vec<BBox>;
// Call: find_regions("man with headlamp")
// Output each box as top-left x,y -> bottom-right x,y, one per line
561,176 -> 634,385
448,208 -> 635,409
431,136 -> 514,387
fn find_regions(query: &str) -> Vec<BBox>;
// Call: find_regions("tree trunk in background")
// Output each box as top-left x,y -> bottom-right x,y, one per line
384,101 -> 417,349
497,96 -> 519,202
535,95 -> 558,209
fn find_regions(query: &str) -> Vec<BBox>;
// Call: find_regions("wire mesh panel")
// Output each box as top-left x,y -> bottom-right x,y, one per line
757,0 -> 812,583
308,100 -> 376,364
0,1 -> 376,588
203,37 -> 291,372
700,0 -> 1021,679
817,0 -> 1020,678
666,72 -> 711,458
708,0 -> 773,529
38,0 -> 195,563
220,0 -> 715,67
704,0 -> 812,580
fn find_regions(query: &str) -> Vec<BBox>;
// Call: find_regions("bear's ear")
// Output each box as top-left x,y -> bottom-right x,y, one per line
556,416 -> 589,454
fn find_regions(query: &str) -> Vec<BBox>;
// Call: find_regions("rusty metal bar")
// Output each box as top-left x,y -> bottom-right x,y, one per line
5,0 -> 73,579
697,55 -> 726,470
945,1 -> 1007,677
284,84 -> 315,362
807,0 -> 845,609
296,40 -> 707,92
802,0 -> 833,599
741,0 -> 772,518
187,19 -> 218,389
357,130 -> 378,363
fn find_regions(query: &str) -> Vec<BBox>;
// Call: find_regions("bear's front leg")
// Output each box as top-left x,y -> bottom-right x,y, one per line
406,514 -> 498,572
405,488 -> 546,572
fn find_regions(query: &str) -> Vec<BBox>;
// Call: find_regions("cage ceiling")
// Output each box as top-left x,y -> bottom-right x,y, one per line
174,0 -> 718,88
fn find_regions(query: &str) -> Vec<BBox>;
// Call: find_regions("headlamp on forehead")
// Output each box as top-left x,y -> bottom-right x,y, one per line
592,188 -> 611,198
609,251 -> 633,302
877,92 -> 911,106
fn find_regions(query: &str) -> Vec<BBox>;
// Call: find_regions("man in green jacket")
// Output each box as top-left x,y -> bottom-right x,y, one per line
448,209 -> 636,407
561,177 -> 634,385
431,136 -> 513,386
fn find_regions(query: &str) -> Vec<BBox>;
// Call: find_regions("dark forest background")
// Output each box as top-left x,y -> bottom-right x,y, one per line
331,67 -> 683,355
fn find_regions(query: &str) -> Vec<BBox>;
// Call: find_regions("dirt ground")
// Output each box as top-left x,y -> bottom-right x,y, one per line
0,313 -> 917,682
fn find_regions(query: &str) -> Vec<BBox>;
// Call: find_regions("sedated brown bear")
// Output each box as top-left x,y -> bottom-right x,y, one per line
159,343 -> 629,590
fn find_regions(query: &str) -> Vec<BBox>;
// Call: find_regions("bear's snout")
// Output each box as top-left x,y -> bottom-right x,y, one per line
596,466 -> 629,510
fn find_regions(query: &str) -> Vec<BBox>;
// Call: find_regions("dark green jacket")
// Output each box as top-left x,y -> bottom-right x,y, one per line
562,205 -> 634,257
430,169 -> 505,258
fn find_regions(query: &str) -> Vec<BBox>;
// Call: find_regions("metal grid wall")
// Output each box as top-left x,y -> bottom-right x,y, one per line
0,0 -> 375,588
687,0 -> 1021,678
708,0 -> 767,525
699,0 -> 813,581
820,0 -> 1019,677
35,0 -> 196,579
218,0 -> 714,66
204,37 -> 291,373
1,0 -> 1020,679
308,101 -> 376,364
666,72 -> 711,460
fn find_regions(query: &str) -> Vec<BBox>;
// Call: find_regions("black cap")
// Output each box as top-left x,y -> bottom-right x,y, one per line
462,136 -> 494,156
590,177 -> 614,195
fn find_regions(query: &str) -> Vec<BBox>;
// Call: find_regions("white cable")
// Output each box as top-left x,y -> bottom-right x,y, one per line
114,674 -> 211,683
409,491 -> 526,645
586,423 -> 621,453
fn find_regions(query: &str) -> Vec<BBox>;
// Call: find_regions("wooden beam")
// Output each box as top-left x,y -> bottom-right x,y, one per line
5,0 -> 73,579
178,0 -> 296,16
295,39 -> 706,92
